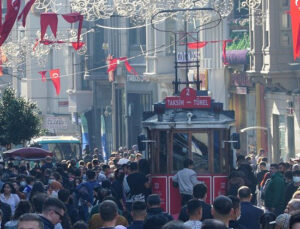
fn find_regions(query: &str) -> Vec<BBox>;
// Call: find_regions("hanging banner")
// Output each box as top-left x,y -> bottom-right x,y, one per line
80,113 -> 89,152
38,71 -> 47,82
49,68 -> 61,95
101,114 -> 107,162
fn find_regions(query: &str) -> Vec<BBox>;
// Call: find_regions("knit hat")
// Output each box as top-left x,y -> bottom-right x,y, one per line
270,213 -> 290,229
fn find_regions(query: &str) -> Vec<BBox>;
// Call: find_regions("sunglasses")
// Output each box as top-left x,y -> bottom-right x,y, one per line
52,210 -> 64,220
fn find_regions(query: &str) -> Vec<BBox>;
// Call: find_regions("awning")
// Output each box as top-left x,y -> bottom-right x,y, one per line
226,49 -> 249,65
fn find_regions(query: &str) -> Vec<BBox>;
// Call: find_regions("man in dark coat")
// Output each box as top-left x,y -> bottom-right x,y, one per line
0,200 -> 11,228
264,163 -> 285,216
40,197 -> 65,229
145,194 -> 173,222
237,186 -> 263,229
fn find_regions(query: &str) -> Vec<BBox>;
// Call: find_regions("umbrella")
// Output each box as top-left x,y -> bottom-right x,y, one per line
3,147 -> 52,160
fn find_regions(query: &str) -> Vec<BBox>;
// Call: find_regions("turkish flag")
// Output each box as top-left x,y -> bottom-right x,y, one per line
49,69 -> 61,95
38,71 -> 47,82
290,0 -> 300,60
71,42 -> 85,50
187,42 -> 208,49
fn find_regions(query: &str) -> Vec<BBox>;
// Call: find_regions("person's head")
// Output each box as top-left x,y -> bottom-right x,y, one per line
92,159 -> 99,167
272,213 -> 290,229
58,189 -> 70,203
14,200 -> 32,220
259,162 -> 267,171
228,195 -> 240,221
293,164 -> 300,172
99,200 -> 118,226
259,148 -> 265,157
131,201 -> 147,221
102,165 -> 110,175
73,221 -> 88,229
238,186 -> 252,202
270,163 -> 279,175
285,199 -> 300,214
279,162 -> 287,174
290,213 -> 300,229
293,170 -> 300,185
212,195 -> 233,225
285,171 -> 294,184
86,170 -> 96,181
183,159 -> 193,168
1,182 -> 15,194
129,162 -> 138,172
42,197 -> 65,226
147,194 -> 161,208
17,213 -> 44,229
201,219 -> 228,229
25,176 -> 35,186
187,199 -> 202,220
48,181 -> 62,198
193,183 -> 207,200
162,220 -> 191,229
31,193 -> 48,213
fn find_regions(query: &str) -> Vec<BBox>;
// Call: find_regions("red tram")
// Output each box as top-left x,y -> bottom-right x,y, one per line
142,87 -> 238,215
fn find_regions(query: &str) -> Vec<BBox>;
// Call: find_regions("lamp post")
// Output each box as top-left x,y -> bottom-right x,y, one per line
240,126 -> 272,163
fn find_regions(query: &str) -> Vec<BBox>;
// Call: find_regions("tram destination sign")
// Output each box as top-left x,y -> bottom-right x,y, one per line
165,88 -> 211,109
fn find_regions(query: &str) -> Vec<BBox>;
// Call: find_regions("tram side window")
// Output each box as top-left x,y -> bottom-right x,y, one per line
173,133 -> 189,171
191,133 -> 209,173
159,131 -> 167,173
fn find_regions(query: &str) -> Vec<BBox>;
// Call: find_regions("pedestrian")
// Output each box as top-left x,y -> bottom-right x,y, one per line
127,201 -> 146,229
178,183 -> 212,222
172,158 -> 200,206
162,220 -> 191,229
0,182 -> 20,215
145,194 -> 173,222
285,170 -> 300,207
211,195 -> 233,228
201,219 -> 228,229
228,195 -> 246,229
184,199 -> 202,229
39,197 -> 65,229
5,200 -> 32,229
289,213 -> 300,229
264,163 -> 285,215
17,213 -> 44,229
237,186 -> 263,229
98,200 -> 118,229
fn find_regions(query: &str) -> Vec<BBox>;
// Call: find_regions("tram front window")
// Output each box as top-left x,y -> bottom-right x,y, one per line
191,133 -> 209,173
173,133 -> 189,171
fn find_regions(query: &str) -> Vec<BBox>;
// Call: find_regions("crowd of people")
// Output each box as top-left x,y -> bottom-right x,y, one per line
1,146 -> 300,229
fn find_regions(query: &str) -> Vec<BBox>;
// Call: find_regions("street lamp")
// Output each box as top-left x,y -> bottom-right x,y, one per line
240,126 -> 272,163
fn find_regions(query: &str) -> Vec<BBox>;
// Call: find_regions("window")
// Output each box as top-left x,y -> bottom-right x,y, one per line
264,31 -> 269,48
129,27 -> 146,46
280,33 -> 291,46
191,133 -> 209,173
159,131 -> 167,173
165,18 -> 176,55
173,133 -> 189,171
279,115 -> 286,161
281,13 -> 290,29
282,0 -> 289,7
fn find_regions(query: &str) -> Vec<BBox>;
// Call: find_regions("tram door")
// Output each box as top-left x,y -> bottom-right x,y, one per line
150,129 -> 230,214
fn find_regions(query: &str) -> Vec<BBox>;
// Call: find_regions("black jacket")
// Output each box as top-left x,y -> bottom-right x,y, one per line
146,207 -> 173,222
0,201 -> 11,228
40,215 -> 55,229
178,200 -> 212,222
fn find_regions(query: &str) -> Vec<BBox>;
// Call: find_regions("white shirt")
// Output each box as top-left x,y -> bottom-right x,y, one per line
184,220 -> 202,229
118,158 -> 130,165
172,168 -> 200,195
0,193 -> 20,215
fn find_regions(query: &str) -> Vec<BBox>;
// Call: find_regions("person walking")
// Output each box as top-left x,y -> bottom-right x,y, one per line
172,159 -> 200,206
237,186 -> 263,229
264,163 -> 285,216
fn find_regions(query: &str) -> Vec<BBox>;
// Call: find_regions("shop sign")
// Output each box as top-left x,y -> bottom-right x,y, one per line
46,116 -> 68,130
166,87 -> 211,109
236,86 -> 247,94
231,73 -> 251,87
177,51 -> 200,62
127,74 -> 148,82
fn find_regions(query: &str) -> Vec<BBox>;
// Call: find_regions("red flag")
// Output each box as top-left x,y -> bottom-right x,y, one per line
187,42 -> 208,49
17,0 -> 36,27
62,13 -> 83,44
71,42 -> 85,50
290,0 -> 300,60
0,0 -> 21,46
40,13 -> 58,41
38,71 -> 47,82
106,55 -> 116,82
222,40 -> 232,65
49,69 -> 60,95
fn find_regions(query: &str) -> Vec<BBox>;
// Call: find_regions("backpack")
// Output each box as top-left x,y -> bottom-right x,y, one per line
261,178 -> 271,200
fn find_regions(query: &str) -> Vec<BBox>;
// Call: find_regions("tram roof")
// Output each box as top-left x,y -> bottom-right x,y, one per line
143,108 -> 235,130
